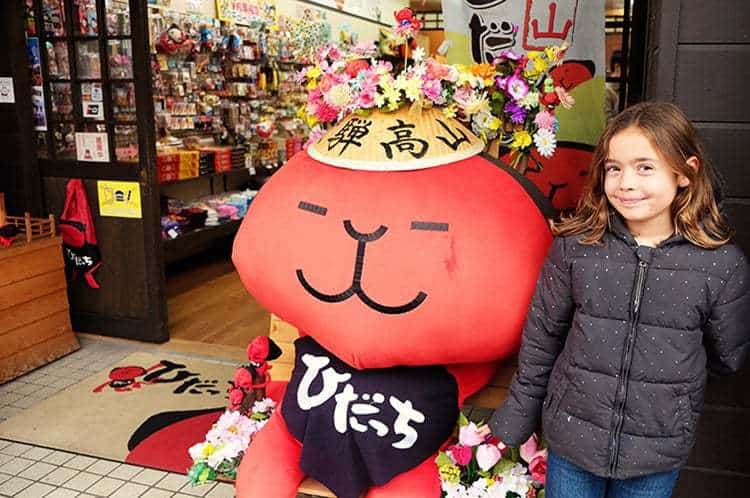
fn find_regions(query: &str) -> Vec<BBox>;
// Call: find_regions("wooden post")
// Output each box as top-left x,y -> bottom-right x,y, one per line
24,212 -> 32,244
49,214 -> 55,237
0,193 -> 6,227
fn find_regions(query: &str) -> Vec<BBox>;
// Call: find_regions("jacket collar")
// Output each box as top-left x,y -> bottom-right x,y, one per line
608,214 -> 686,250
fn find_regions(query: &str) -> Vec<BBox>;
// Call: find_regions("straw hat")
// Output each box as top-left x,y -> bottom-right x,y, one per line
308,106 -> 485,171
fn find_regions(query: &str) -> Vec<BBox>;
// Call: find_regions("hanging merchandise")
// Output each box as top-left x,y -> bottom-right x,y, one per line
59,179 -> 102,289
157,24 -> 194,54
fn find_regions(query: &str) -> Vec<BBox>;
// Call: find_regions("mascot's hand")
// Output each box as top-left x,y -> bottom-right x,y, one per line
235,411 -> 303,498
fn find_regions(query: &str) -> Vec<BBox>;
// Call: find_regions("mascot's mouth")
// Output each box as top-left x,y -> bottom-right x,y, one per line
296,220 -> 427,314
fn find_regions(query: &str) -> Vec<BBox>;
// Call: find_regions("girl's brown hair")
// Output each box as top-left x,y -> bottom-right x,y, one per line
553,102 -> 732,248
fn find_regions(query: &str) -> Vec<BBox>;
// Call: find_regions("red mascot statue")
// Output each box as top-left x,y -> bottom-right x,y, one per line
232,106 -> 553,498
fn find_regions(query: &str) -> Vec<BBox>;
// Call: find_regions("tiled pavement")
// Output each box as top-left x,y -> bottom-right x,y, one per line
0,336 -> 236,497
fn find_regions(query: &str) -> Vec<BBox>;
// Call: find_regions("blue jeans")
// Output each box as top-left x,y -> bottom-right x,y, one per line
546,450 -> 680,498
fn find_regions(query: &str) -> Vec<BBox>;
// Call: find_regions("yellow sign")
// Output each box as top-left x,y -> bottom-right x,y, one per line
97,181 -> 142,219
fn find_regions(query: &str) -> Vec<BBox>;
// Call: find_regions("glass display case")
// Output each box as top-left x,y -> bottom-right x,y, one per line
31,0 -> 138,166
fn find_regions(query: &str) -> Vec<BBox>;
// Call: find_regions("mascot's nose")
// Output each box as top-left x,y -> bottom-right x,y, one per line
343,220 -> 388,243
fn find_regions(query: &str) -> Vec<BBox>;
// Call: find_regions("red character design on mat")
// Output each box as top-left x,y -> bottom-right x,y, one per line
231,110 -> 553,497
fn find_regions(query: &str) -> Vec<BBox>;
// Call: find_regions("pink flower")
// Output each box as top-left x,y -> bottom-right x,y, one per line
448,444 -> 473,466
453,87 -> 473,107
529,454 -> 547,485
520,433 -> 544,462
459,422 -> 485,447
233,368 -> 254,390
345,59 -> 370,79
422,79 -> 442,102
426,59 -> 452,81
315,102 -> 339,123
358,91 -> 376,108
304,127 -> 326,149
228,387 -> 244,409
476,443 -> 502,471
555,86 -> 575,109
534,110 -> 556,130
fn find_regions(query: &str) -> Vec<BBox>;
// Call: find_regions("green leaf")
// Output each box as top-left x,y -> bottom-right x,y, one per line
477,470 -> 491,478
509,447 -> 520,462
458,412 -> 469,427
493,458 -> 515,475
435,452 -> 452,467
538,489 -> 546,498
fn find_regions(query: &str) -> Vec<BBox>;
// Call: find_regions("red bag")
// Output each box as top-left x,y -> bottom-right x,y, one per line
60,179 -> 102,288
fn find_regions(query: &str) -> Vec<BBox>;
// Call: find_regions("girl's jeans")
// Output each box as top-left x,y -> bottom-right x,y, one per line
546,449 -> 680,498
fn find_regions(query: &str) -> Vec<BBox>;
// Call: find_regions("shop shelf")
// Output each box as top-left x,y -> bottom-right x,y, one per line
163,219 -> 243,264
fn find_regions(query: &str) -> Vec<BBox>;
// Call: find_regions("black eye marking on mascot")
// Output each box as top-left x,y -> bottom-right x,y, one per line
295,216 -> 434,314
469,13 -> 516,63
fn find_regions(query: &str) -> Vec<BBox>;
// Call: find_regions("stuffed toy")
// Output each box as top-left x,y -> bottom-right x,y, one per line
232,106 -> 553,498
157,24 -> 194,54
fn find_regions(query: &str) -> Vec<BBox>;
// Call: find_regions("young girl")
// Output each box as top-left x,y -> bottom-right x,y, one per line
488,102 -> 749,498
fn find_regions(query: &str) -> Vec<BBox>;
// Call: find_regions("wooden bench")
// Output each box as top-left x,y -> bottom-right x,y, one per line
267,314 -> 516,497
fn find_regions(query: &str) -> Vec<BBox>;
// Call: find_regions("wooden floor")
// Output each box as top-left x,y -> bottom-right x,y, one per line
166,251 -> 270,348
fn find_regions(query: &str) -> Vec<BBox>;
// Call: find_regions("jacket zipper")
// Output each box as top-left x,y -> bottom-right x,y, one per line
608,259 -> 648,475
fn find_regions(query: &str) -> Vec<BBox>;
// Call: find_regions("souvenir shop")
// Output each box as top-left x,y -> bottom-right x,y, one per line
7,0 -> 641,347
12,0 -> 402,346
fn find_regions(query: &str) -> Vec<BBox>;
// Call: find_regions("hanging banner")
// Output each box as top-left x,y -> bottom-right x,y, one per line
216,0 -> 277,26
97,181 -> 142,219
442,0 -> 605,209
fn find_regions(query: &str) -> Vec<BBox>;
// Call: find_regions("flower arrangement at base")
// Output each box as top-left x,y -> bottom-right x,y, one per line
298,9 -> 572,171
187,399 -> 275,485
435,414 -> 547,498
187,336 -> 282,486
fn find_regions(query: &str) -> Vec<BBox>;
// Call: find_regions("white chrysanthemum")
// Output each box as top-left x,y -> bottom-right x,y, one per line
412,46 -> 426,62
325,83 -> 354,108
252,397 -> 276,414
534,128 -> 557,158
519,91 -> 540,109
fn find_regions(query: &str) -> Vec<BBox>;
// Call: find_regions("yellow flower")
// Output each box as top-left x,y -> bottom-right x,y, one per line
306,79 -> 318,90
545,46 -> 560,63
306,66 -> 321,80
381,81 -> 401,108
438,464 -> 461,483
201,443 -> 215,457
403,77 -> 422,102
487,116 -> 501,131
511,130 -> 532,150
442,104 -> 457,118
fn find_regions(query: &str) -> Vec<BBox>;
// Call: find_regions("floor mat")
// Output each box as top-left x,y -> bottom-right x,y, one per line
0,351 -> 236,474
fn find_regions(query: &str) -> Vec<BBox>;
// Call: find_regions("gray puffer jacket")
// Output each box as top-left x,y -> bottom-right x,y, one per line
489,216 -> 750,479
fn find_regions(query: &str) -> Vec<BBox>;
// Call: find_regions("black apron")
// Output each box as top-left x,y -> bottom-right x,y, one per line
282,336 -> 459,498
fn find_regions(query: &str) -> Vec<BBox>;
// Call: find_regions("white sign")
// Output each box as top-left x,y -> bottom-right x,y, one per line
76,132 -> 110,162
0,78 -> 14,103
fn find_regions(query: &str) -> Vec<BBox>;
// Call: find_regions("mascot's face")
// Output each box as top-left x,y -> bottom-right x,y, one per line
233,152 -> 550,369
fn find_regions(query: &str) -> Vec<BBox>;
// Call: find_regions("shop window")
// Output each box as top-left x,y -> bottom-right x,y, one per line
73,0 -> 98,36
108,39 -> 134,79
106,0 -> 131,36
76,40 -> 101,79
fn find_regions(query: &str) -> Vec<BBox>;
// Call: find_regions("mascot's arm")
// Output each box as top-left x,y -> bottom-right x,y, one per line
235,409 -> 304,498
445,361 -> 497,407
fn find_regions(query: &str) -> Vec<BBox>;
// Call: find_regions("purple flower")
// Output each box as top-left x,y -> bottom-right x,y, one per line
495,76 -> 508,91
505,101 -> 527,124
506,73 -> 529,100
492,49 -> 522,64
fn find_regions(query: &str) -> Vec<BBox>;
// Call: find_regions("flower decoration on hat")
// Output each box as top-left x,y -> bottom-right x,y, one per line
300,14 -> 572,172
